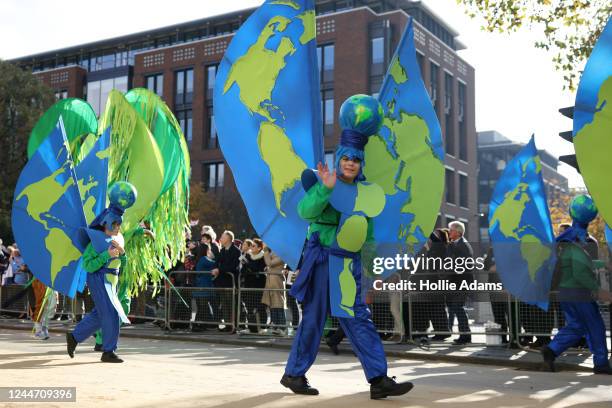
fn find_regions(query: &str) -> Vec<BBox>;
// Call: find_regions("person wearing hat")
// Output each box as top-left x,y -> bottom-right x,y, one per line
541,195 -> 612,374
66,182 -> 137,363
281,95 -> 413,399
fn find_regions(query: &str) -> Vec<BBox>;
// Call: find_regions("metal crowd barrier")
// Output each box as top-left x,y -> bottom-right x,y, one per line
236,271 -> 403,339
128,284 -> 166,324
166,271 -> 236,332
391,270 -> 512,345
0,284 -> 30,317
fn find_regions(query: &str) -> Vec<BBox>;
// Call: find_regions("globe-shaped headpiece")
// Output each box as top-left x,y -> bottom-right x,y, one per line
108,181 -> 137,211
339,94 -> 384,137
569,194 -> 597,224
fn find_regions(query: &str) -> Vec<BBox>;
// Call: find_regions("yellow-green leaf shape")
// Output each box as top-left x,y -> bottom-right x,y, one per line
354,182 -> 385,217
336,215 -> 368,252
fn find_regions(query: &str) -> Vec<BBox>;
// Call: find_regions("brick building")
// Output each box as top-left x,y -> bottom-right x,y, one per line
13,0 -> 478,239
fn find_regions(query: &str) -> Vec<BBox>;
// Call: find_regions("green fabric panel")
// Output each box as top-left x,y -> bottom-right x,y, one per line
124,89 -> 185,193
98,90 -> 165,236
28,98 -> 98,158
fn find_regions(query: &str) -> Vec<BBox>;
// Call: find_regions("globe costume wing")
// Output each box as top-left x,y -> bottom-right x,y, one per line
27,98 -> 98,159
488,137 -> 556,310
214,0 -> 322,268
573,17 -> 612,226
71,127 -> 112,292
363,18 -> 445,278
12,119 -> 90,297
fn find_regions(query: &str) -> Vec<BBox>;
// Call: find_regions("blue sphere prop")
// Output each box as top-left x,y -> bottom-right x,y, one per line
108,181 -> 137,210
569,194 -> 598,224
339,94 -> 384,137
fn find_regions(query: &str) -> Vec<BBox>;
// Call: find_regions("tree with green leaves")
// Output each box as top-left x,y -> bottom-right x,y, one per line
0,60 -> 54,241
456,0 -> 611,90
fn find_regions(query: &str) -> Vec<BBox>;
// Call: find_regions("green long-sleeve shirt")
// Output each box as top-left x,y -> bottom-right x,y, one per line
558,242 -> 599,291
82,243 -> 127,273
298,182 -> 374,250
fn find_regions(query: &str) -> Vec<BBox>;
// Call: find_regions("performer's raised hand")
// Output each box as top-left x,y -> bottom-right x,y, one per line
110,240 -> 125,255
108,247 -> 120,258
317,162 -> 336,190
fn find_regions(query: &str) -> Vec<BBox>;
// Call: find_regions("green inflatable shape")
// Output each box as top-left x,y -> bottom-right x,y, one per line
27,98 -> 98,158
125,88 -> 189,194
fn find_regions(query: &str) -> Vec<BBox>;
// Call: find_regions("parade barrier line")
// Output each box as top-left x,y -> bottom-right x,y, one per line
167,271 -> 236,332
0,284 -> 30,317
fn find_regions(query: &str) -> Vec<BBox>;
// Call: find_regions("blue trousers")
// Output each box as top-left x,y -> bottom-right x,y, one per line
285,249 -> 387,382
548,301 -> 609,368
72,271 -> 120,352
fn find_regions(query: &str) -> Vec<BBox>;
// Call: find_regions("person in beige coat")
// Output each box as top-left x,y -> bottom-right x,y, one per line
262,248 -> 287,334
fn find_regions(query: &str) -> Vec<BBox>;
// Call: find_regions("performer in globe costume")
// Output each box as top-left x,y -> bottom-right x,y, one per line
67,182 -> 137,363
93,226 -> 155,352
541,195 -> 612,374
214,1 -> 445,400
280,95 -> 414,399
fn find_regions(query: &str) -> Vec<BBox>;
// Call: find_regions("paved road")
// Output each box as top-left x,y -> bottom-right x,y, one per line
1,329 -> 611,408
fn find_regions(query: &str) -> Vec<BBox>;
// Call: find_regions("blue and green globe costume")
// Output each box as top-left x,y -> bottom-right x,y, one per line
285,95 -> 387,382
72,183 -> 136,353
547,195 -> 609,369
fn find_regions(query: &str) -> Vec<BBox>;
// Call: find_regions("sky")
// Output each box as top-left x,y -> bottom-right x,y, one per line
0,0 -> 583,187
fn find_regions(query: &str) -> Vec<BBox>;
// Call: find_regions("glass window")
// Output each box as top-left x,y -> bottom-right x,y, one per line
176,71 -> 185,98
186,69 -> 194,102
100,79 -> 114,113
444,73 -> 454,156
459,121 -> 467,161
177,109 -> 193,145
416,52 -> 425,76
322,90 -> 334,136
205,163 -> 225,190
371,37 -> 384,64
146,74 -> 163,97
175,68 -> 193,106
101,52 -> 115,70
430,62 -> 439,116
114,76 -> 128,93
317,44 -> 334,84
206,65 -> 218,100
206,111 -> 218,149
458,82 -> 467,161
445,168 -> 455,204
323,44 -> 334,72
87,81 -> 101,116
459,174 -> 468,208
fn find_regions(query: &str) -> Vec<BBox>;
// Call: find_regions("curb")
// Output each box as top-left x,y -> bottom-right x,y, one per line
0,322 -> 592,373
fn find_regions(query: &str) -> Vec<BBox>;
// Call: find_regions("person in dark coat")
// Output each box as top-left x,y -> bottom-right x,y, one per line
212,230 -> 240,332
241,239 -> 268,333
446,221 -> 473,345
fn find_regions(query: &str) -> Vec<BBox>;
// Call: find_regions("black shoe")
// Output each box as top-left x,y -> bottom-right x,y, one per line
326,339 -> 340,355
280,374 -> 319,395
594,364 -> 612,374
453,336 -> 471,345
541,346 -> 556,372
101,352 -> 124,363
431,335 -> 451,341
66,332 -> 77,358
370,376 -> 414,400
94,343 -> 103,352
